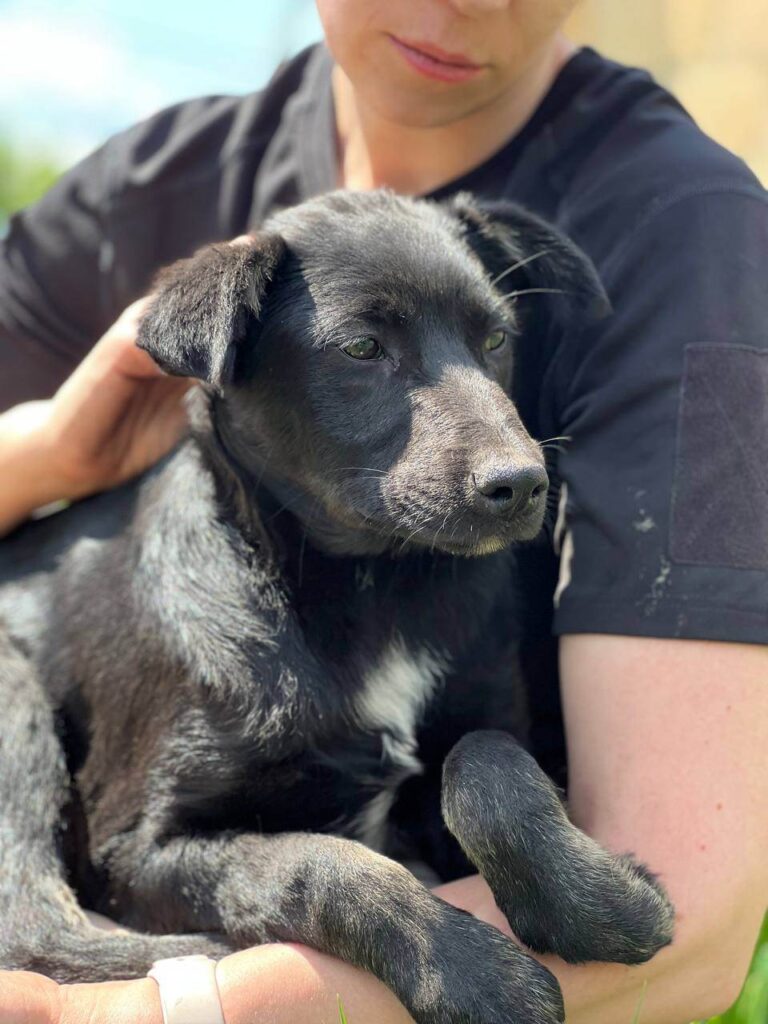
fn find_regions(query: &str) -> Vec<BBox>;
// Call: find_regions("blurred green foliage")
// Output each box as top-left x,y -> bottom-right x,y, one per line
0,136 -> 63,223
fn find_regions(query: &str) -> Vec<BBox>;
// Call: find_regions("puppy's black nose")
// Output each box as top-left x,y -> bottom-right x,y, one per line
472,464 -> 548,516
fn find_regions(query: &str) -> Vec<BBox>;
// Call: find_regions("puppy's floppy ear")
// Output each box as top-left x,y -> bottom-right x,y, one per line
137,234 -> 286,386
448,193 -> 610,329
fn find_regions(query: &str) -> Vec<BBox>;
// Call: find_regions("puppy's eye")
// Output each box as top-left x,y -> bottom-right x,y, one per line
341,336 -> 383,361
483,329 -> 507,353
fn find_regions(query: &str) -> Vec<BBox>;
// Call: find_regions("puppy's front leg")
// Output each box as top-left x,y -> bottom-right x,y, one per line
121,830 -> 563,1024
441,731 -> 674,965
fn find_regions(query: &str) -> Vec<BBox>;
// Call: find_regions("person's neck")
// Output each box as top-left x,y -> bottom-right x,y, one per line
334,33 -> 577,196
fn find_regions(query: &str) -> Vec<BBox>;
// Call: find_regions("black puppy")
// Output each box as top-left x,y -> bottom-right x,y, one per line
0,191 -> 673,1024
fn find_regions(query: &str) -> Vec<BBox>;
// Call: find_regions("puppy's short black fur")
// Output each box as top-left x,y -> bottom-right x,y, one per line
0,191 -> 673,1024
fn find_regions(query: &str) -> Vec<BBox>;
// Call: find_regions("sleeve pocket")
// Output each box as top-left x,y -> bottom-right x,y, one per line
670,344 -> 768,570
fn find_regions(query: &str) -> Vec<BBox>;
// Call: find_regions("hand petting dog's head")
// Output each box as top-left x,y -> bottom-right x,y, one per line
138,190 -> 607,557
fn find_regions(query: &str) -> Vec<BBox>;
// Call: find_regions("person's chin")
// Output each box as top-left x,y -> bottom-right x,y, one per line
356,58 -> 495,129
373,91 -> 484,130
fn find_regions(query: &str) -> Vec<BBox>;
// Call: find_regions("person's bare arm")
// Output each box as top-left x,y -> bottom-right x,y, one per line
437,634 -> 768,1024
0,299 -> 190,537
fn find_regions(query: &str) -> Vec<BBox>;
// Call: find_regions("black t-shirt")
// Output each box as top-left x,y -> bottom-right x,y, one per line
2,45 -> 766,782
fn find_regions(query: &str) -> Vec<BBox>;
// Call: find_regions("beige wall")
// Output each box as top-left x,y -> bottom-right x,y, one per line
566,0 -> 768,184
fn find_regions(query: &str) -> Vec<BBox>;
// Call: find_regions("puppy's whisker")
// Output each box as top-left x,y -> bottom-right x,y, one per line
489,248 -> 552,287
297,530 -> 308,589
262,502 -> 291,524
431,510 -> 453,554
400,514 -> 431,545
357,475 -> 391,485
447,513 -> 467,545
500,287 -> 568,300
395,503 -> 436,551
252,442 -> 277,490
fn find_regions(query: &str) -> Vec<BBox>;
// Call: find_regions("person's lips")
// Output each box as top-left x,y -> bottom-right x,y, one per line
388,34 -> 486,84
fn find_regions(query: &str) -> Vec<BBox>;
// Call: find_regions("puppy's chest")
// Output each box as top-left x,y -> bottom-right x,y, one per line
300,578 -> 453,772
313,626 -> 448,851
271,556 -> 504,849
202,642 -> 442,854
335,639 -> 447,851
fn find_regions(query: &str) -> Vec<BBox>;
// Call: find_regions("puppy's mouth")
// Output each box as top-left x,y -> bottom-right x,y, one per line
350,498 -> 547,557
392,509 -> 546,556
428,534 -> 512,557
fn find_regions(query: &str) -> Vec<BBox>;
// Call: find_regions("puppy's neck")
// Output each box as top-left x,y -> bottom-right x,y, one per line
191,390 -> 392,563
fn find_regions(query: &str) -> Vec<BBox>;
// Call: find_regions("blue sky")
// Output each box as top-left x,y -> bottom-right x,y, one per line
1,0 -> 322,163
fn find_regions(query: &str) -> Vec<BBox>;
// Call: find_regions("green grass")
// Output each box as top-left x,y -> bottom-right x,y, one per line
699,916 -> 768,1024
632,980 -> 648,1024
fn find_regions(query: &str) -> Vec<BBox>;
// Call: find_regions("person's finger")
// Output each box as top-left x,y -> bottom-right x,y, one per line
0,970 -> 61,1024
102,297 -> 153,345
71,297 -> 158,383
103,298 -> 169,381
217,945 -> 415,1024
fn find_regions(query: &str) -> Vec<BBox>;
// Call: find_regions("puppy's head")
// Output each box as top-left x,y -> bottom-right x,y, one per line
138,191 -> 607,557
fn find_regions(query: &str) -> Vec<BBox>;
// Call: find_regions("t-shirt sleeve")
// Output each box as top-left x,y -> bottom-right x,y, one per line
0,141 -> 114,408
0,88 -> 275,411
552,185 -> 768,645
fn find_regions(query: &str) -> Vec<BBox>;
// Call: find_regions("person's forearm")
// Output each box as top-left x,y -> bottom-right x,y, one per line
0,401 -> 71,537
435,873 -> 757,1024
549,635 -> 768,1024
542,925 -> 738,1024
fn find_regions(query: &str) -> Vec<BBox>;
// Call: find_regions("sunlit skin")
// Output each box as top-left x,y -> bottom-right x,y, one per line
318,0 -> 580,192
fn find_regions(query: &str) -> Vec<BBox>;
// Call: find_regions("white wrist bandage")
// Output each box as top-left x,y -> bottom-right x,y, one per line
147,955 -> 226,1024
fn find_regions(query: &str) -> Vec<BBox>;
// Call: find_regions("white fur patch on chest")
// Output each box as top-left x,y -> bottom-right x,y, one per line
351,640 -> 446,851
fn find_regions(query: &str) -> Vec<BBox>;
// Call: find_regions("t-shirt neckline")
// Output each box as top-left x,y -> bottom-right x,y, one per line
297,44 -> 606,201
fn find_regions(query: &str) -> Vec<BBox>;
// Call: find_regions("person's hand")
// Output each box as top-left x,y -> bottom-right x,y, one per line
1,944 -> 416,1024
37,297 -> 192,499
0,299 -> 192,535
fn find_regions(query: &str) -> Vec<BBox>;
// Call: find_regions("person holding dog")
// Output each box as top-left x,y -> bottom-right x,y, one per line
1,1 -> 766,1023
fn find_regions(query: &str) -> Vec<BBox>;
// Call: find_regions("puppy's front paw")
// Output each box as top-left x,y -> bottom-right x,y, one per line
491,849 -> 674,965
441,730 -> 674,966
412,910 -> 564,1024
